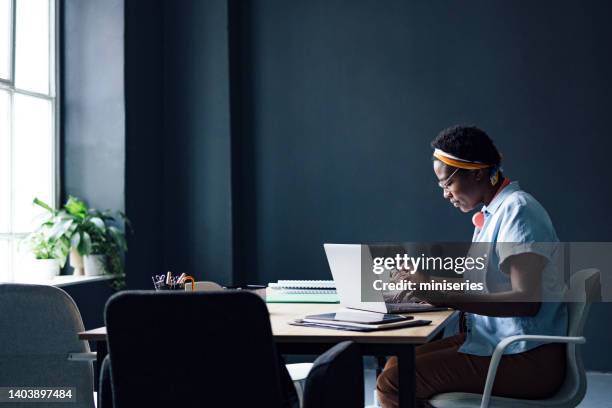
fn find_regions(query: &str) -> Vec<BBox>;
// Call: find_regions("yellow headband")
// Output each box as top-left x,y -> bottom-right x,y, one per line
433,148 -> 490,170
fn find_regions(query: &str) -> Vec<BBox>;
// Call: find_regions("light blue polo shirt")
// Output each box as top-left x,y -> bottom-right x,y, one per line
459,181 -> 568,356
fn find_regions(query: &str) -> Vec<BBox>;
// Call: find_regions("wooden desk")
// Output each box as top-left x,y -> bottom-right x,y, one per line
79,304 -> 455,408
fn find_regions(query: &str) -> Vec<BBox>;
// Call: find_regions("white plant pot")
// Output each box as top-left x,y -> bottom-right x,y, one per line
84,255 -> 107,276
31,259 -> 60,281
70,248 -> 85,276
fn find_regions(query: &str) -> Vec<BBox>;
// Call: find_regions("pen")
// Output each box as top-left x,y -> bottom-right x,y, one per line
166,271 -> 172,285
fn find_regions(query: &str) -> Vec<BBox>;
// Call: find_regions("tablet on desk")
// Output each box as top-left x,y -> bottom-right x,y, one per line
293,317 -> 431,331
305,309 -> 412,325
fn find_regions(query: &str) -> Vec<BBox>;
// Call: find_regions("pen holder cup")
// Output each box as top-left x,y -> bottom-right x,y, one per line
153,275 -> 195,291
154,283 -> 186,291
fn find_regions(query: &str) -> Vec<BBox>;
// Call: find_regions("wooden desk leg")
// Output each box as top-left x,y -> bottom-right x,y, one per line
397,345 -> 416,408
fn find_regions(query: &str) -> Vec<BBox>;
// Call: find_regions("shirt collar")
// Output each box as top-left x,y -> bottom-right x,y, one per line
481,181 -> 520,215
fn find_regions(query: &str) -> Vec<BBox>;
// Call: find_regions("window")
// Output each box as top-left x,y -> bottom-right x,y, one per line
0,0 -> 58,281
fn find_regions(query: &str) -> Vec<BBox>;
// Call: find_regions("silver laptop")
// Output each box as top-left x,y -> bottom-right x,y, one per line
323,243 -> 442,314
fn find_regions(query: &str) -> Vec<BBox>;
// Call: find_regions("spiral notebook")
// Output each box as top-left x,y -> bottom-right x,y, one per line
269,280 -> 336,289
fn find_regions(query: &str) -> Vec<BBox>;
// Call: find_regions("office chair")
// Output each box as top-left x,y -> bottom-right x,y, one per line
100,291 -> 364,408
185,280 -> 314,403
429,268 -> 600,408
0,284 -> 95,408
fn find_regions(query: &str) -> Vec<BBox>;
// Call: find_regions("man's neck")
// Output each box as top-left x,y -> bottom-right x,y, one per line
482,178 -> 507,206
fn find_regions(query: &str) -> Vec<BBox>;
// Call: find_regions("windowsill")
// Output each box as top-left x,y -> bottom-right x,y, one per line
12,274 -> 120,288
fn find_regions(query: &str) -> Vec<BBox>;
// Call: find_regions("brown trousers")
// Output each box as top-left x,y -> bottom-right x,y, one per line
376,333 -> 566,408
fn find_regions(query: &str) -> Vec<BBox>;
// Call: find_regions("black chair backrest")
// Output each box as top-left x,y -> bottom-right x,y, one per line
303,341 -> 364,408
105,291 -> 285,408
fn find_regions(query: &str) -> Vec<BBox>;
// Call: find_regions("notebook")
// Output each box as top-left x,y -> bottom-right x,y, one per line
269,280 -> 336,289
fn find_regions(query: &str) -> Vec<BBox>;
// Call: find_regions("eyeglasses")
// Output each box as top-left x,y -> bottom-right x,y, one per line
438,167 -> 460,190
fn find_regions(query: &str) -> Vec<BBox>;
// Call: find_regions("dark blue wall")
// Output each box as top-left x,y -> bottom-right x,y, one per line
62,0 -> 125,211
61,0 -> 125,337
124,0 -> 165,290
240,0 -> 612,285
123,0 -> 235,288
162,0 -> 234,285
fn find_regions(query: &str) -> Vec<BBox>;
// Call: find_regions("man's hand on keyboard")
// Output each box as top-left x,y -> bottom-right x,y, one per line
388,266 -> 431,303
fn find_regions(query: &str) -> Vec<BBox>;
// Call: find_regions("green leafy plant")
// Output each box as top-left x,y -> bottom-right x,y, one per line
29,196 -> 131,277
21,230 -> 70,266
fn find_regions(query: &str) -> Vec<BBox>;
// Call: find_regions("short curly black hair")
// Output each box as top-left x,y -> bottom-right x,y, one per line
431,125 -> 501,166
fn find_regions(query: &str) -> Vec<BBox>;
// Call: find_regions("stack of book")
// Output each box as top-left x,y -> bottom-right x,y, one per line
266,280 -> 339,303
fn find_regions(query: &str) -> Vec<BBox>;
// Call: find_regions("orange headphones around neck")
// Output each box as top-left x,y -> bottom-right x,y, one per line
472,177 -> 511,229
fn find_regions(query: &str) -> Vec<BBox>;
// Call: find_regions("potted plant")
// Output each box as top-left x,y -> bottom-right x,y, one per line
21,223 -> 70,281
79,208 -> 128,277
30,196 -> 130,278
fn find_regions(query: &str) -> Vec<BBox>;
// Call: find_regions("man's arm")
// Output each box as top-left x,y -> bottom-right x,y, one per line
419,253 -> 545,317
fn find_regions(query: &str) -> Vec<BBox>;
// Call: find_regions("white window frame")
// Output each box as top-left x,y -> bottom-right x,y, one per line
0,0 -> 60,282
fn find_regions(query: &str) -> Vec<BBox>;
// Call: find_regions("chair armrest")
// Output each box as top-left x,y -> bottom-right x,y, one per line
480,335 -> 585,408
67,352 -> 97,362
303,341 -> 363,408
